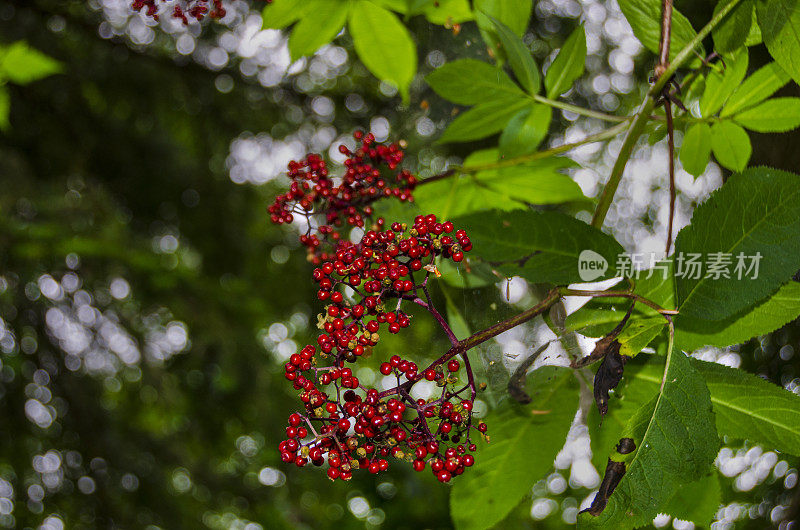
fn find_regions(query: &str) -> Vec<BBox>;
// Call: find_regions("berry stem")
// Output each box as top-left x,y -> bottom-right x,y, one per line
379,288 -> 561,398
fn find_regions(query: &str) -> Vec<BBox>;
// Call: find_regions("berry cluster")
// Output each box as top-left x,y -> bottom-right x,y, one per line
278,215 -> 485,482
268,132 -> 418,264
131,0 -> 226,23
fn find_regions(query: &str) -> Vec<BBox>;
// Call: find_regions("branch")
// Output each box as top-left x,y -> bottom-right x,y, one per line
591,0 -> 748,229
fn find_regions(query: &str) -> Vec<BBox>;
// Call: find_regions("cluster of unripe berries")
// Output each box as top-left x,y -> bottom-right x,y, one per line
268,132 -> 418,264
131,0 -> 226,23
278,214 -> 486,482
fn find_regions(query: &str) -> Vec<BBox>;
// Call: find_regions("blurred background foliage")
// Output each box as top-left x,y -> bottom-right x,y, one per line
0,0 -> 798,528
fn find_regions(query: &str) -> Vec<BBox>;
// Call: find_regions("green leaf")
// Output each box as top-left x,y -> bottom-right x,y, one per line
710,121 -> 751,172
450,367 -> 578,530
694,360 -> 800,455
288,1 -> 348,61
487,15 -> 541,95
757,0 -> 800,86
734,98 -> 800,132
700,48 -> 748,117
0,86 -> 9,131
0,41 -> 62,85
663,472 -> 721,527
544,26 -> 587,99
452,209 -> 624,285
721,61 -> 791,117
438,96 -> 530,143
413,150 -> 584,218
498,104 -> 551,158
713,0 -> 755,53
679,122 -> 712,177
675,167 -> 800,320
484,160 -> 586,206
617,317 -> 665,357
583,348 -> 718,528
425,59 -> 524,105
419,0 -> 474,24
631,358 -> 800,456
676,281 -> 800,351
474,0 -> 532,37
262,0 -> 314,29
349,1 -> 417,99
617,0 -> 703,63
745,5 -> 763,46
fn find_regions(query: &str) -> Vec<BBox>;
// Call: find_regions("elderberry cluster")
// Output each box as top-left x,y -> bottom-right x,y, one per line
268,132 -> 418,264
278,215 -> 486,483
131,0 -> 226,23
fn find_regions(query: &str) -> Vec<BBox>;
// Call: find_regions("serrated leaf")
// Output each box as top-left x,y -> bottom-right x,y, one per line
425,59 -> 524,105
721,62 -> 791,117
713,0 -> 755,53
757,0 -> 800,86
675,281 -> 800,351
675,167 -> 800,320
498,104 -> 551,157
261,0 -> 314,29
663,472 -> 721,526
617,318 -> 665,357
487,15 -> 540,95
679,122 -> 712,177
438,96 -> 530,143
288,1 -> 348,61
450,367 -> 578,530
617,0 -> 703,63
544,26 -> 586,99
710,121 -> 751,172
632,358 -> 800,456
349,1 -> 417,99
582,347 -> 717,528
734,98 -> 800,132
452,209 -> 624,285
700,48 -> 748,117
414,149 -> 584,218
0,41 -> 62,85
694,360 -> 800,455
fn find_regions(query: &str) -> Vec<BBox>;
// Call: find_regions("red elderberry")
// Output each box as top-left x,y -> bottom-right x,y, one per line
131,0 -> 227,23
275,214 -> 486,482
268,132 -> 418,264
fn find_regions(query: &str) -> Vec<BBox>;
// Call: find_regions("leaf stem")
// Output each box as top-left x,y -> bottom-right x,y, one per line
531,94 -> 629,123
